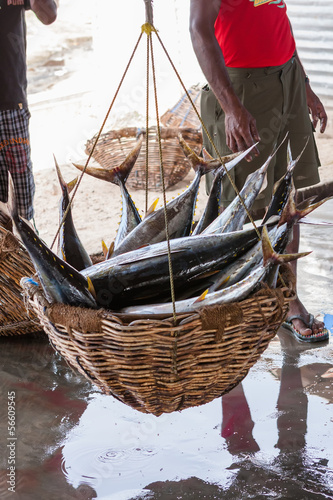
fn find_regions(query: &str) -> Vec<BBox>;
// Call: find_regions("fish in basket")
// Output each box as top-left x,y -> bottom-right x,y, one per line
16,138 -> 328,417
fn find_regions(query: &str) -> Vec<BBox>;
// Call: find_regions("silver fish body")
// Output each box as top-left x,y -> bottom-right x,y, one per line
119,265 -> 267,316
202,152 -> 273,235
193,144 -> 258,235
82,226 -> 261,309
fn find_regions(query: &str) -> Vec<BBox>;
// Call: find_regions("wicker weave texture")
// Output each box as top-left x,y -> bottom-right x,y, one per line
0,226 -> 42,336
160,84 -> 202,129
85,126 -> 203,191
22,266 -> 295,416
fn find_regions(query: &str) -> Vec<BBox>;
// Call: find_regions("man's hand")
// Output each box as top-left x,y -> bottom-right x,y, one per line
305,84 -> 327,133
225,104 -> 260,160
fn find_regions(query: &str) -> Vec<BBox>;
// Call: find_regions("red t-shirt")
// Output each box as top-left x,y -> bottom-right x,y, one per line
214,0 -> 296,68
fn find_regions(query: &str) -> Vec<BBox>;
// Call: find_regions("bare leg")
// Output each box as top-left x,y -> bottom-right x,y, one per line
285,223 -> 325,337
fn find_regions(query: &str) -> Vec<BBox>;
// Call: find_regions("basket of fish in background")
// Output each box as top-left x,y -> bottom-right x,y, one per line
18,136 -> 325,416
0,224 -> 42,336
85,126 -> 202,191
160,83 -> 202,129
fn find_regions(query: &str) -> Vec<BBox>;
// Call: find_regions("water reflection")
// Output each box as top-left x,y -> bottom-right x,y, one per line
0,333 -> 97,499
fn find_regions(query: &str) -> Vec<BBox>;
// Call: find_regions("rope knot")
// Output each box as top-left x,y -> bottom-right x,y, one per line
141,23 -> 157,35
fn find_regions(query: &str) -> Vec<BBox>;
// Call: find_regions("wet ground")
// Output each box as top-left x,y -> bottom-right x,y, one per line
0,201 -> 333,500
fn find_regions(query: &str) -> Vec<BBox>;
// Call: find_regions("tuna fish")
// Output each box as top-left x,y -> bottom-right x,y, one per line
111,138 -> 258,257
7,175 -> 97,308
118,226 -> 309,316
82,226 -> 263,308
192,144 -> 258,235
54,157 -> 92,271
262,138 -> 309,224
73,136 -> 143,254
202,147 -> 275,235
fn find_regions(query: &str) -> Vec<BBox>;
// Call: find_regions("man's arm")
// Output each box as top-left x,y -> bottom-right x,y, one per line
189,0 -> 260,157
30,0 -> 58,25
295,51 -> 327,134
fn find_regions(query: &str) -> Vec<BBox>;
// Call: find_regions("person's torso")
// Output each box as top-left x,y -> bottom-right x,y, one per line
0,0 -> 30,109
214,0 -> 296,68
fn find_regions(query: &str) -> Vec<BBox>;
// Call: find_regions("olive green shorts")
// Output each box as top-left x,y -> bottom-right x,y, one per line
201,56 -> 320,210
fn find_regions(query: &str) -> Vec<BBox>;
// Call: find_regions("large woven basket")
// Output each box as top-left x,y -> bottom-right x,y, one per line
160,84 -> 202,129
22,265 -> 295,416
0,225 -> 42,336
85,126 -> 202,191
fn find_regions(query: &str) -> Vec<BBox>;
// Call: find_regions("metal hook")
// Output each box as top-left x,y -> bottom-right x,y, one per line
144,0 -> 154,25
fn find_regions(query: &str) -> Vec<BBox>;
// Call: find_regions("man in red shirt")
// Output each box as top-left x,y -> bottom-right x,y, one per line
190,0 -> 328,342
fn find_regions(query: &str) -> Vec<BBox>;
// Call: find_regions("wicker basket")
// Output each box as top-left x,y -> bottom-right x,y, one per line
85,126 -> 202,191
22,265 -> 295,416
0,226 -> 42,336
160,84 -> 202,129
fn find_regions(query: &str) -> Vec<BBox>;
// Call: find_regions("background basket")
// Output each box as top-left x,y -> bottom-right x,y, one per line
160,84 -> 202,129
85,126 -> 202,191
0,226 -> 42,336
22,265 -> 295,416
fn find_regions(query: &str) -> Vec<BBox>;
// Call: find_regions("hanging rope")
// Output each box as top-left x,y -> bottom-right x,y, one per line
144,28 -> 150,215
148,31 -> 177,323
50,31 -> 144,250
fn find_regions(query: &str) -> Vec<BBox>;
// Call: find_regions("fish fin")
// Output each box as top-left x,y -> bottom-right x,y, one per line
261,225 -> 311,266
209,275 -> 230,292
101,239 -> 109,259
67,177 -> 79,194
106,240 -> 115,260
145,198 -> 159,217
296,196 -> 318,210
194,289 -> 209,303
61,248 -> 67,262
87,276 -> 96,299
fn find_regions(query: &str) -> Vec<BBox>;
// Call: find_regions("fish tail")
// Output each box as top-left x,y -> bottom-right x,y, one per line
54,155 -> 78,194
287,136 -> 310,173
261,225 -> 310,266
178,134 -> 219,176
279,186 -> 332,226
117,134 -> 143,184
7,173 -> 19,224
73,135 -> 143,186
296,196 -> 333,219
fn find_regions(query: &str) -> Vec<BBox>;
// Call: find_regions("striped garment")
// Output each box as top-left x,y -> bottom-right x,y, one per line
0,109 -> 35,220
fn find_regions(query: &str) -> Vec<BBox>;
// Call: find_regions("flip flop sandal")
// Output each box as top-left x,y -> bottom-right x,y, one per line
282,314 -> 330,343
